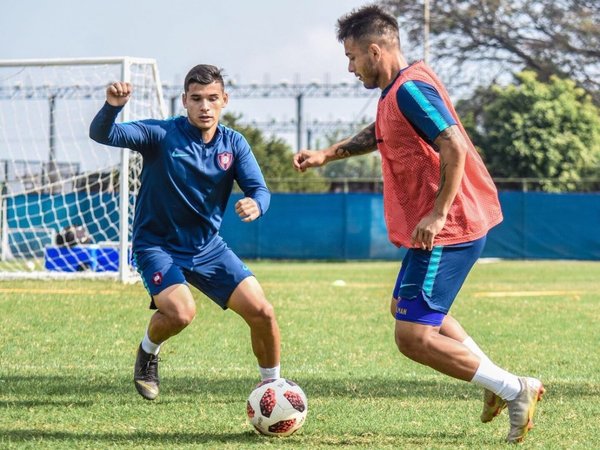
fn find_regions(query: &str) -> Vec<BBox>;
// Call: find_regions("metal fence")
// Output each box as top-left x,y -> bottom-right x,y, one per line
263,177 -> 600,193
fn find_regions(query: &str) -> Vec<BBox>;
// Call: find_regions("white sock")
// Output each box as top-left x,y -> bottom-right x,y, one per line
471,357 -> 522,401
462,336 -> 491,364
141,330 -> 161,355
259,365 -> 280,381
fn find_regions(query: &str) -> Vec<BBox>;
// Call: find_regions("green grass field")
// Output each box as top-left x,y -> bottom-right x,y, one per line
0,260 -> 599,449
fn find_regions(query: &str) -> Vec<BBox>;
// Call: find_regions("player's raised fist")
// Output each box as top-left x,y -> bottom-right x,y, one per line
106,82 -> 132,107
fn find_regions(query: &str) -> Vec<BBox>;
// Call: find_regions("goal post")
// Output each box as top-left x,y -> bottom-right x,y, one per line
0,57 -> 167,281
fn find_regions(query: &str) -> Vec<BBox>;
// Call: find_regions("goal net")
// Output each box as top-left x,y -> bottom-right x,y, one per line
0,57 -> 167,281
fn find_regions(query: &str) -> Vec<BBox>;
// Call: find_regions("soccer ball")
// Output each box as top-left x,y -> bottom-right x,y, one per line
246,378 -> 308,437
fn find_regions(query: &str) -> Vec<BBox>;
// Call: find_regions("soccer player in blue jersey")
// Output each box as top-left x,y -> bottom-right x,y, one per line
294,5 -> 544,444
89,64 -> 281,401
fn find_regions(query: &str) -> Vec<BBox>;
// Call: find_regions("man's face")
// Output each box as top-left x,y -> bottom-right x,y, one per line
343,37 -> 379,89
182,81 -> 228,131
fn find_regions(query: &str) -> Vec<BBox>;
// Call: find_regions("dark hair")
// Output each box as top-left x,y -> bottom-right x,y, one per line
336,4 -> 399,46
184,64 -> 225,92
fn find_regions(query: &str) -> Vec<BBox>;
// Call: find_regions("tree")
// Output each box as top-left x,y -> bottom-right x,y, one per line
381,0 -> 600,103
459,71 -> 600,191
322,154 -> 381,180
221,113 -> 328,192
319,122 -> 383,187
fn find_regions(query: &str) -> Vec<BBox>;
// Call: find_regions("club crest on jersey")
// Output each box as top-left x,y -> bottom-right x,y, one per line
217,152 -> 233,171
152,271 -> 163,285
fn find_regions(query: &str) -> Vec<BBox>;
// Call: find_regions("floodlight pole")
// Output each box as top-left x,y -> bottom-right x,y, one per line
424,0 -> 430,64
170,94 -> 180,117
296,93 -> 303,151
47,94 -> 57,192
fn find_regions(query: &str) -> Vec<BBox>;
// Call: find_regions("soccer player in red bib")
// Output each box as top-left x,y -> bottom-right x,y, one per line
90,65 -> 281,401
293,5 -> 544,444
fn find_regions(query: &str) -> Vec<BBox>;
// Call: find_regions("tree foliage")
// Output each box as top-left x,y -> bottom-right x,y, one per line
320,127 -> 382,181
322,154 -> 382,179
458,71 -> 600,191
381,0 -> 600,103
221,113 -> 328,192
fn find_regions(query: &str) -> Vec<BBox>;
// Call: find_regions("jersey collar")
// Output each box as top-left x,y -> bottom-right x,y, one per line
183,118 -> 222,146
380,61 -> 419,99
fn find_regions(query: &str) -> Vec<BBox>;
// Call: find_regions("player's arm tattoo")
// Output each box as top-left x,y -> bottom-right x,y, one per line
334,123 -> 377,158
436,126 -> 459,141
436,162 -> 447,199
434,125 -> 465,200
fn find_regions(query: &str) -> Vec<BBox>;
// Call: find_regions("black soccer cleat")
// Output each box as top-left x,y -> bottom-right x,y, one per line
133,344 -> 160,400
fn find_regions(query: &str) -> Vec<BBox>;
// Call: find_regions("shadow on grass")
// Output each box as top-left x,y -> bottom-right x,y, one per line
1,428 -> 476,447
0,373 -> 595,406
0,373 -> 468,401
1,375 -> 568,447
0,399 -> 94,408
0,428 -> 479,448
0,429 -> 255,445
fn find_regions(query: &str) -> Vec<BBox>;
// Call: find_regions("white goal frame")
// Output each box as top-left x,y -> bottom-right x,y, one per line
0,57 -> 167,282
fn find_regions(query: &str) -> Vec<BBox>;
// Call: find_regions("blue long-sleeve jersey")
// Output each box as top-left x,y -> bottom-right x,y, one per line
89,102 -> 270,257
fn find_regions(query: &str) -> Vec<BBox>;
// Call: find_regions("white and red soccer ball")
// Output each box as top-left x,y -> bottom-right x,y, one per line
246,378 -> 308,437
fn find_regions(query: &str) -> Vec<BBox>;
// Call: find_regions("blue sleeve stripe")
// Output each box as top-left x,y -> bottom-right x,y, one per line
403,81 -> 449,132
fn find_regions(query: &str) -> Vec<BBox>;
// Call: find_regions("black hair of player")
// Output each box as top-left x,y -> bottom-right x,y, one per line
184,64 -> 225,92
336,4 -> 400,47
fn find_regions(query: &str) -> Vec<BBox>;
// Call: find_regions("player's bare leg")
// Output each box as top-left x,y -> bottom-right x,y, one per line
439,314 -> 467,341
391,305 -> 471,341
440,314 -> 507,422
392,300 -> 509,423
227,276 -> 281,380
437,316 -> 544,442
149,284 -> 197,342
394,319 -> 479,380
134,284 -> 196,400
393,311 -> 543,442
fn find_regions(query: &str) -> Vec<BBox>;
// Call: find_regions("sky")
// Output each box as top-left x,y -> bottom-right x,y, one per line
0,1 -> 368,85
0,0 -> 417,149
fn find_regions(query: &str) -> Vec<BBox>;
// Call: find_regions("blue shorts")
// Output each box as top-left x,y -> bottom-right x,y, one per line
393,236 -> 486,326
133,240 -> 253,310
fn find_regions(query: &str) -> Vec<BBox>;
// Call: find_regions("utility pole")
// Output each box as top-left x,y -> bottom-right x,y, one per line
423,0 -> 430,64
46,94 -> 57,191
296,93 -> 303,152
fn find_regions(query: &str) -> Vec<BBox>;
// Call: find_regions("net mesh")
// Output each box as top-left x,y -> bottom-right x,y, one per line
0,58 -> 166,279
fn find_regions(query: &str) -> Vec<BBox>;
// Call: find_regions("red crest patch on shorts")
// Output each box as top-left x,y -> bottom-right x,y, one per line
217,152 -> 233,170
152,271 -> 163,285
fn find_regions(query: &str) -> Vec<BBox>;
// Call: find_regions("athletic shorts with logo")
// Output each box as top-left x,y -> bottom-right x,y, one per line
133,237 -> 253,310
393,236 -> 487,326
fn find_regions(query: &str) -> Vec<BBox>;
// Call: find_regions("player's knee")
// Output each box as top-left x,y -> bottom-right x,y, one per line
394,330 -> 427,359
169,304 -> 196,329
249,301 -> 277,328
394,332 -> 411,356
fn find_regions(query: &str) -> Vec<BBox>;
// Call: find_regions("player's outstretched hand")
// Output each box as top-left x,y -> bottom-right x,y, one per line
106,82 -> 132,107
293,149 -> 328,172
235,197 -> 260,222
